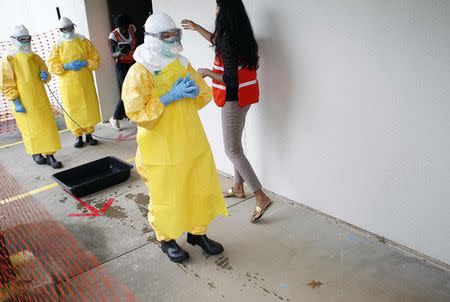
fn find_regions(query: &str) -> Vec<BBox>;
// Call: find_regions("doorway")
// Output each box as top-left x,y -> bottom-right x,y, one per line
107,0 -> 152,45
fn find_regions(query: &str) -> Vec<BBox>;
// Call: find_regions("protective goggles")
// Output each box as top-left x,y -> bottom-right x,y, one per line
12,35 -> 32,43
60,25 -> 75,33
145,28 -> 182,43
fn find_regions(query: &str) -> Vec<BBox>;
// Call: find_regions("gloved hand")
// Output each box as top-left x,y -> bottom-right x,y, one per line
78,60 -> 88,68
160,75 -> 200,107
13,98 -> 26,113
40,71 -> 48,81
64,60 -> 88,71
63,60 -> 80,71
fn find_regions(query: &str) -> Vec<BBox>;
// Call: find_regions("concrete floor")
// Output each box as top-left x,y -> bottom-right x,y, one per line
0,123 -> 449,301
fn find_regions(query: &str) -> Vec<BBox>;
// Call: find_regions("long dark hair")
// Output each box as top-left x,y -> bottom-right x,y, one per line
212,0 -> 259,70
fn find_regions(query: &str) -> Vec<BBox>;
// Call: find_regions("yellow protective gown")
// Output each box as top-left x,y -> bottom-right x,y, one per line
1,52 -> 61,155
122,59 -> 229,241
47,37 -> 101,136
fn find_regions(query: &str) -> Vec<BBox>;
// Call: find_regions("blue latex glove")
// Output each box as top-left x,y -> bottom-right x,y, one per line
40,71 -> 48,81
160,75 -> 200,107
64,60 -> 87,71
13,98 -> 26,113
64,60 -> 80,71
78,60 -> 88,68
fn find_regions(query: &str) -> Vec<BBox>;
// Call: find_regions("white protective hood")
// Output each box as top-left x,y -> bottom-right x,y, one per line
133,12 -> 188,74
57,17 -> 85,44
7,25 -> 32,56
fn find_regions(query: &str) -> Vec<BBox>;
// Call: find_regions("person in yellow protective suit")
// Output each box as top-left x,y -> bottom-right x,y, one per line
122,12 -> 229,263
48,17 -> 101,148
1,25 -> 62,169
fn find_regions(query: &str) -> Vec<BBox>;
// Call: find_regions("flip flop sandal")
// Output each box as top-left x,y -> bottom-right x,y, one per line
223,187 -> 246,199
250,200 -> 273,223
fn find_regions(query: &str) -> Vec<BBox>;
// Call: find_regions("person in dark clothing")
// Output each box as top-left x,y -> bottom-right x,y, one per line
108,14 -> 137,131
182,0 -> 273,223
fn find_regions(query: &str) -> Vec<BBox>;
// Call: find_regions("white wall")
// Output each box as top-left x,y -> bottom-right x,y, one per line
0,0 -> 119,122
84,0 -> 120,122
154,0 -> 450,265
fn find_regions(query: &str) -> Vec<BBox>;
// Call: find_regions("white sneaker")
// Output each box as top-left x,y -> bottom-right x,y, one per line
109,117 -> 121,131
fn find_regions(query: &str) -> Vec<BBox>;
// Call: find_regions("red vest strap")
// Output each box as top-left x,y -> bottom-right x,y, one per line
211,56 -> 260,107
113,25 -> 136,64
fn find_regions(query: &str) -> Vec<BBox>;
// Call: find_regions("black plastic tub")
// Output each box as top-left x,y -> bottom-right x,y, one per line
52,156 -> 133,197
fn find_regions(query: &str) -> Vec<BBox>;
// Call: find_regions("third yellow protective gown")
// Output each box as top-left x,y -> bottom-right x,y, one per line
1,52 -> 61,155
122,59 -> 229,241
47,37 -> 101,136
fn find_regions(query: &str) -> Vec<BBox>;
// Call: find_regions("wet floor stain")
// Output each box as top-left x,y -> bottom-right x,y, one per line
240,272 -> 288,301
262,287 -> 270,294
174,262 -> 228,297
147,235 -> 157,243
142,225 -> 152,235
177,263 -> 189,273
71,196 -> 129,219
176,262 -> 204,280
135,194 -> 149,218
58,195 -> 68,204
307,280 -> 323,289
377,235 -> 387,244
273,291 -> 285,300
95,202 -> 128,219
215,257 -> 233,271
134,193 -> 150,206
172,256 -> 289,301
76,201 -> 91,213
125,193 -> 150,218
202,251 -> 211,259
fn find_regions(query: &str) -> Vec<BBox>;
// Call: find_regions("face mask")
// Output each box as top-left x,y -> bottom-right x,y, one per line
62,30 -> 76,40
161,41 -> 183,58
11,38 -> 31,53
19,42 -> 32,52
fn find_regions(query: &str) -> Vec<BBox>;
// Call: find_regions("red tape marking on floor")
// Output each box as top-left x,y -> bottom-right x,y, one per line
67,195 -> 115,217
116,133 -> 137,143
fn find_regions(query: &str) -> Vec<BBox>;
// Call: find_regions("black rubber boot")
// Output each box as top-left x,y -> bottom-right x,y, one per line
32,154 -> 46,165
46,155 -> 62,169
160,240 -> 189,263
85,134 -> 98,146
187,234 -> 224,255
74,136 -> 84,148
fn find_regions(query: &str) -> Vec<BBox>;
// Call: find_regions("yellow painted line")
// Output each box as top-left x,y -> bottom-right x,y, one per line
0,129 -> 70,150
0,141 -> 24,149
0,156 -> 136,205
0,183 -> 59,205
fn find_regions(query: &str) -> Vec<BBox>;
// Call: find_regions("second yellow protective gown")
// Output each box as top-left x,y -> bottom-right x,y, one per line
1,52 -> 61,155
47,37 -> 101,136
122,59 -> 229,241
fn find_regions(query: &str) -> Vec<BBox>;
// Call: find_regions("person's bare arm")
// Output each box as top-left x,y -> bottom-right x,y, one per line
181,19 -> 213,43
198,68 -> 223,83
109,39 -> 123,60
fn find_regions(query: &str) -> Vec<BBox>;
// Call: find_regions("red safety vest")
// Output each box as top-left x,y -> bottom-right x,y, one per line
112,25 -> 137,64
212,56 -> 260,107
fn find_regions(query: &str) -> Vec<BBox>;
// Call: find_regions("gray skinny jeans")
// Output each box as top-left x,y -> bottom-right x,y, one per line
221,101 -> 262,192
